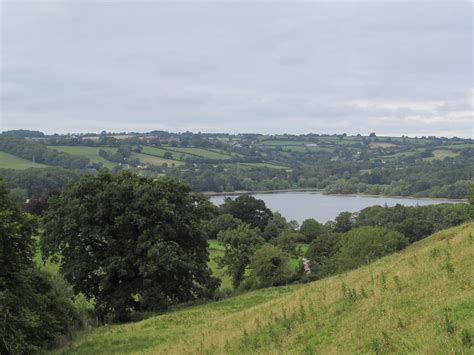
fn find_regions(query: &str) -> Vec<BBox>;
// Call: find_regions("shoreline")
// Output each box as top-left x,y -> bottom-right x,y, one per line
201,188 -> 323,196
202,189 -> 468,202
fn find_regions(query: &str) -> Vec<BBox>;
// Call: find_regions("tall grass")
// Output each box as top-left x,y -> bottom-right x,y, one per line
54,222 -> 474,354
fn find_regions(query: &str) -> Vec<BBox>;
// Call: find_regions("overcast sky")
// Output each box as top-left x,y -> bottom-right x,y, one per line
1,1 -> 473,137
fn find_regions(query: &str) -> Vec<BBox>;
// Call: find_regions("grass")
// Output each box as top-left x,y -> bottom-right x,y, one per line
130,152 -> 183,167
140,146 -> 192,161
239,162 -> 288,169
423,149 -> 460,161
0,151 -> 50,169
54,222 -> 474,354
162,147 -> 233,160
369,142 -> 397,149
48,146 -> 118,169
259,139 -> 307,146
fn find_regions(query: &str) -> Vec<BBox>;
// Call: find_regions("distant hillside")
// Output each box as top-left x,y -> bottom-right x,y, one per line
55,222 -> 474,354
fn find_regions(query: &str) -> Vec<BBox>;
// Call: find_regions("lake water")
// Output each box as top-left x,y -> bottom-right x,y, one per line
209,192 -> 463,224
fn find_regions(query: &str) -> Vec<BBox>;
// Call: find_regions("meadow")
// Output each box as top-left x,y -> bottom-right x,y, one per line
48,146 -> 118,169
53,222 -> 474,354
161,146 -> 233,160
0,151 -> 50,169
130,152 -> 183,167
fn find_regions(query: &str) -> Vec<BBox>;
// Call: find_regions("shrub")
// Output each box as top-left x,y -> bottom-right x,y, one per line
248,244 -> 293,288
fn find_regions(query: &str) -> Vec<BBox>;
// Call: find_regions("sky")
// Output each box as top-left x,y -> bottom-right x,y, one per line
1,0 -> 473,137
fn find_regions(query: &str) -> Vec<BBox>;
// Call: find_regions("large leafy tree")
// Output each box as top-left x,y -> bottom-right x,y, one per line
216,224 -> 264,289
42,171 -> 218,321
221,195 -> 272,230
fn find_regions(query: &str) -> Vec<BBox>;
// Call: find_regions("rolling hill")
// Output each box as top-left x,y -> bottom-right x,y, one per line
54,222 -> 474,354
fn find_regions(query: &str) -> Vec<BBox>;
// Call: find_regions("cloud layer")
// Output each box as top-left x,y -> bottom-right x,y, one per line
1,1 -> 472,137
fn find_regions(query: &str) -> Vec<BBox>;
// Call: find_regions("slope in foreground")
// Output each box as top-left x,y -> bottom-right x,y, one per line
57,223 -> 474,354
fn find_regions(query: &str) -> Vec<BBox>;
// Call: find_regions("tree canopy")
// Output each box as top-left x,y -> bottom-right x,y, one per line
220,195 -> 272,230
42,171 -> 218,321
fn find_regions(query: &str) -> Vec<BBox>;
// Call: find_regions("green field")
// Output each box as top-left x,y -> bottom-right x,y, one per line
48,146 -> 118,169
259,139 -> 307,146
140,146 -> 192,161
55,223 -> 474,354
424,149 -> 460,161
131,152 -> 183,167
163,147 -> 233,160
240,162 -> 288,169
0,151 -> 50,170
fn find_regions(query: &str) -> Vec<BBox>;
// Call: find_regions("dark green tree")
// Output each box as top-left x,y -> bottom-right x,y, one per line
300,218 -> 325,243
42,171 -> 218,321
204,213 -> 241,240
305,232 -> 343,270
334,211 -> 355,233
216,224 -> 264,289
0,179 -> 78,354
262,212 -> 290,241
221,195 -> 272,230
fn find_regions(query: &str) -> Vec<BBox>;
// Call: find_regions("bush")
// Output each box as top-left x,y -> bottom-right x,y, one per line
248,244 -> 293,288
334,227 -> 408,272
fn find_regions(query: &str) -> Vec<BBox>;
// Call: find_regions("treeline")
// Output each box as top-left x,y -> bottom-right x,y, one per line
1,129 -> 45,138
0,167 -> 85,198
167,156 -> 473,199
0,136 -> 92,169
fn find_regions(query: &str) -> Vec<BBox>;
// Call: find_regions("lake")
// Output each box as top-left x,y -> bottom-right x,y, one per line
209,192 -> 463,224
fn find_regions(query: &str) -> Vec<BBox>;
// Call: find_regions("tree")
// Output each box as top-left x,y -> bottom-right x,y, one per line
469,183 -> 474,205
334,212 -> 355,233
305,232 -> 343,268
270,230 -> 302,257
263,212 -> 290,241
334,226 -> 408,272
163,151 -> 173,159
248,244 -> 293,288
42,171 -> 218,321
300,218 -> 325,243
0,179 -> 78,353
216,224 -> 264,289
204,213 -> 241,240
221,195 -> 272,230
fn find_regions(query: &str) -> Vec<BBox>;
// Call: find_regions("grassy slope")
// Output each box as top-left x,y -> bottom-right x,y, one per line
0,151 -> 50,169
48,146 -> 118,169
55,222 -> 474,354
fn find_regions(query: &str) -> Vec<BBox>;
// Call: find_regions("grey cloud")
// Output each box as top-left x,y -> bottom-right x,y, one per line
1,1 -> 472,137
